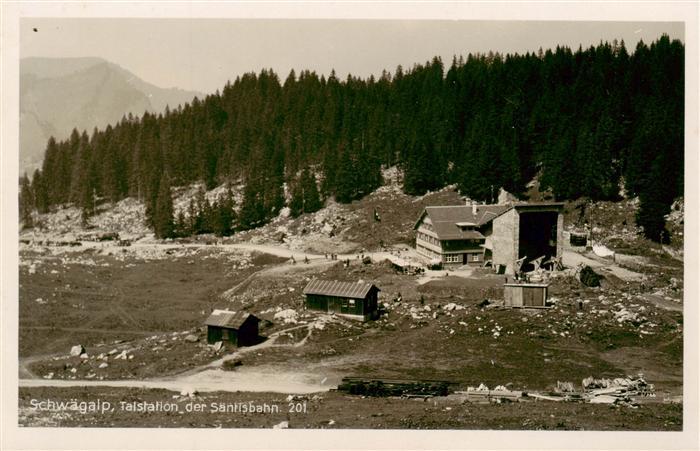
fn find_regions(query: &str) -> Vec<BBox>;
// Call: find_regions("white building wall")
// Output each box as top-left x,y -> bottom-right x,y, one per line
491,209 -> 519,274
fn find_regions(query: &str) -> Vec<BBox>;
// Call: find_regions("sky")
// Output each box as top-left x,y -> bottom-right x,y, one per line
20,18 -> 685,95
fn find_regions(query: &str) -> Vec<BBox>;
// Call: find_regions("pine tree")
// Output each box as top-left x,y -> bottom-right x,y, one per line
153,173 -> 175,239
213,185 -> 236,236
174,211 -> 188,237
239,174 -> 265,230
188,198 -> 200,234
200,197 -> 215,234
334,144 -> 357,203
300,168 -> 322,213
19,174 -> 34,229
80,186 -> 96,224
289,178 -> 304,217
32,169 -> 50,214
289,168 -> 322,217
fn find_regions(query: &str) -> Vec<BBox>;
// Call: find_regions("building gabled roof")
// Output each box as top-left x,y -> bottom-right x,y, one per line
204,309 -> 259,329
303,279 -> 379,300
414,205 -> 510,240
414,202 -> 564,241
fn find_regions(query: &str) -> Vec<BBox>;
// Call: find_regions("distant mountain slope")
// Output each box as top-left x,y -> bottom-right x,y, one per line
20,57 -> 202,175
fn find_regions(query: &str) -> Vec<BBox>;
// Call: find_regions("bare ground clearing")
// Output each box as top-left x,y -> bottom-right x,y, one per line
17,183 -> 684,429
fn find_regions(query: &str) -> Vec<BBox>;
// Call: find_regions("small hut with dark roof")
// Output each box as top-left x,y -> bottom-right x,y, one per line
204,310 -> 260,346
303,279 -> 380,321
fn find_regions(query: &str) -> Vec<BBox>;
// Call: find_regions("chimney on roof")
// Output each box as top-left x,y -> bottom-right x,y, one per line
472,203 -> 477,215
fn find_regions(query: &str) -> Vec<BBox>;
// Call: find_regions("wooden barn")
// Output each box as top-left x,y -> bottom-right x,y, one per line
503,283 -> 549,308
204,310 -> 260,346
303,279 -> 380,321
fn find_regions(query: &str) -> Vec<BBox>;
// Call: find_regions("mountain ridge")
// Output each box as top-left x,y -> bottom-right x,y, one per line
20,56 -> 203,175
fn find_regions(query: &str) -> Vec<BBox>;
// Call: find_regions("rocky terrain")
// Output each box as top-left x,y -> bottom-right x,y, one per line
17,169 -> 684,429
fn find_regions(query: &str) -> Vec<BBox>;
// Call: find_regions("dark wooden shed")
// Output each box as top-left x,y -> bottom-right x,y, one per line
204,310 -> 260,346
303,279 -> 380,321
503,283 -> 549,308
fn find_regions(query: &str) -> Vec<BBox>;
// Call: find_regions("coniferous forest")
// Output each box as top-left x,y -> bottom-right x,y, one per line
20,36 -> 684,241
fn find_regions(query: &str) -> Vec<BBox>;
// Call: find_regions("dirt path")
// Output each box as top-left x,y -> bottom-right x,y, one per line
84,240 -> 421,271
562,250 -> 645,282
640,294 -> 683,312
18,326 -> 159,335
19,355 -> 44,379
175,323 -> 314,377
18,370 -> 332,394
19,322 -> 332,394
417,267 -> 475,285
662,245 -> 683,262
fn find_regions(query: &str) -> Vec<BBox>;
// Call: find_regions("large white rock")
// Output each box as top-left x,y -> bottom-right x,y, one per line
70,345 -> 85,357
593,244 -> 615,258
180,387 -> 198,397
274,309 -> 299,324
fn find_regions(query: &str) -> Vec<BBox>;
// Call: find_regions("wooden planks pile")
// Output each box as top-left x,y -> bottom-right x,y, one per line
456,387 -> 524,403
337,377 -> 450,397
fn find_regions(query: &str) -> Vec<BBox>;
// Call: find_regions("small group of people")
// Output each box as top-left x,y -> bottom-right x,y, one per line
324,253 -> 339,260
291,255 -> 310,264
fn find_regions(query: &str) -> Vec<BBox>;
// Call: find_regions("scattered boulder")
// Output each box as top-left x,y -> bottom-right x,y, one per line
222,359 -> 243,371
98,362 -> 109,369
184,334 -> 199,343
70,345 -> 85,357
556,381 -> 575,393
322,223 -> 334,235
273,421 -> 289,429
478,299 -> 491,308
579,266 -> 602,287
274,309 -> 299,324
180,387 -> 198,397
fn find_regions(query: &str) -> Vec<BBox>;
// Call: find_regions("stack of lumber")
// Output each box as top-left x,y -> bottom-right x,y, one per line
337,377 -> 450,397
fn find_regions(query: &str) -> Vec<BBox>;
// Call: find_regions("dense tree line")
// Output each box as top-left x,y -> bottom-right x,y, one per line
21,36 -> 683,241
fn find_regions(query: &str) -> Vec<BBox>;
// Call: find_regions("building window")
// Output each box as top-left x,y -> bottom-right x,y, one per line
446,254 -> 460,263
471,254 -> 481,262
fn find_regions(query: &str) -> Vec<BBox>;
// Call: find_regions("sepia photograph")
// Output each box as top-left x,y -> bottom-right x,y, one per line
1,2 -> 698,450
